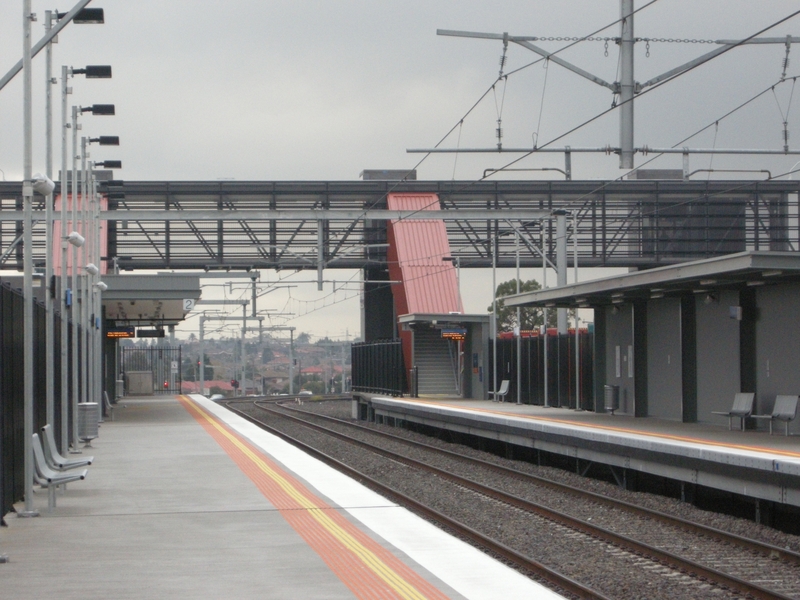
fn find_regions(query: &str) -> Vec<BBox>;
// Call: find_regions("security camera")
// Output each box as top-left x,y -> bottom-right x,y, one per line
94,281 -> 108,292
31,173 -> 55,196
84,263 -> 99,276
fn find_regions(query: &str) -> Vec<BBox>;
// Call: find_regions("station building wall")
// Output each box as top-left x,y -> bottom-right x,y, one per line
696,290 -> 741,424
597,283 -> 798,434
755,283 -> 800,423
604,303 -> 635,415
646,298 -> 682,421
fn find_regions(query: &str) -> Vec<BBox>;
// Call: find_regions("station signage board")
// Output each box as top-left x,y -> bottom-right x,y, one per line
441,328 -> 467,341
137,329 -> 165,338
106,326 -> 135,339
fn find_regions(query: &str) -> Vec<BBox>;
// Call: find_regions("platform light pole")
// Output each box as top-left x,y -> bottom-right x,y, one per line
491,233 -> 497,402
542,224 -> 549,408
515,231 -> 521,405
21,0 -> 38,518
69,104 -> 114,449
44,10 -> 55,429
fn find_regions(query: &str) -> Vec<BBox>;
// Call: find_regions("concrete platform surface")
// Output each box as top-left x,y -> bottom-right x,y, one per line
1,394 -> 562,600
362,395 -> 800,507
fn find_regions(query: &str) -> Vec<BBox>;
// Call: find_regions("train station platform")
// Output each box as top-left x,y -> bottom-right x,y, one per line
357,395 -> 800,510
0,394 -> 560,600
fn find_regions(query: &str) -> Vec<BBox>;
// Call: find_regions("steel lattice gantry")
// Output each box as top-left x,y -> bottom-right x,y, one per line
0,179 -> 798,272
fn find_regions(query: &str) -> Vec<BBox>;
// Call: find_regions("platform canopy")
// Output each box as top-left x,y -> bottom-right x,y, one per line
101,273 -> 201,327
504,251 -> 800,308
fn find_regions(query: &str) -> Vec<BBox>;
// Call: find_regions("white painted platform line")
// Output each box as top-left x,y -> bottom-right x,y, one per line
191,395 -> 565,600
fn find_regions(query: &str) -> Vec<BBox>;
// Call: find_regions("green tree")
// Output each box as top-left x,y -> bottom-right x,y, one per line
488,278 -> 566,332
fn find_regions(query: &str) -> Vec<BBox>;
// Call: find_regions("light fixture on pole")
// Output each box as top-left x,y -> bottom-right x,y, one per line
58,8 -> 105,24
89,136 -> 119,146
94,160 -> 122,169
71,65 -> 112,79
81,104 -> 115,116
32,173 -> 55,196
67,231 -> 85,246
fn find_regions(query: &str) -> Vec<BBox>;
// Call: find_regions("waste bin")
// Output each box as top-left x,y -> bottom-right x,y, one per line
78,402 -> 99,446
604,385 -> 619,415
116,379 -> 124,399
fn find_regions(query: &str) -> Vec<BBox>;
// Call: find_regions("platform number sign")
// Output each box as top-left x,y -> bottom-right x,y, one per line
183,298 -> 196,312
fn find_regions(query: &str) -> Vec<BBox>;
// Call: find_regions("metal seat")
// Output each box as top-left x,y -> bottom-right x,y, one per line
41,424 -> 93,470
752,395 -> 798,435
489,379 -> 510,402
711,392 -> 755,430
32,433 -> 88,511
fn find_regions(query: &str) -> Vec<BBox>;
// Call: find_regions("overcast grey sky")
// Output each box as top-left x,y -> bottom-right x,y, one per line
2,1 -> 800,340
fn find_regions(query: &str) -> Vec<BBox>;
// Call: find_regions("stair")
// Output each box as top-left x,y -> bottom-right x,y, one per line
415,328 -> 458,396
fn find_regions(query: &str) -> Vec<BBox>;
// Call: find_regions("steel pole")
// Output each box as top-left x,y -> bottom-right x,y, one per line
93,172 -> 102,415
289,329 -> 294,394
44,10 -> 55,429
70,105 -> 80,452
21,0 -> 38,517
555,212 -> 568,333
60,66 -> 70,456
575,315 -> 581,411
542,224 -> 549,408
456,257 -> 462,313
619,0 -> 635,169
492,234 -> 497,401
516,231 -> 521,405
80,137 -> 88,406
199,316 -> 205,395
573,212 -> 581,410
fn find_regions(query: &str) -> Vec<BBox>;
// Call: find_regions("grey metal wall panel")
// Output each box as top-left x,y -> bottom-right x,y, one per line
755,284 -> 800,434
696,290 -> 741,424
646,298 -> 682,421
604,304 -> 634,415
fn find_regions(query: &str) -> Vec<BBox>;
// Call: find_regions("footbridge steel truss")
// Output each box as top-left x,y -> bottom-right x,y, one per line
0,179 -> 797,272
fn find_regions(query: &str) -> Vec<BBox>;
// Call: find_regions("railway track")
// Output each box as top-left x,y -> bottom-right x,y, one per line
227,398 -> 800,600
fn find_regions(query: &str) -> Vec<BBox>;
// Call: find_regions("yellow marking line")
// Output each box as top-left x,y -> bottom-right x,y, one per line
405,399 -> 800,459
183,397 -> 431,600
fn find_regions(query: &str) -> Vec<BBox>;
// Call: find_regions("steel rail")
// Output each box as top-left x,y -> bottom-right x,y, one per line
225,399 -> 610,600
252,400 -> 797,600
284,401 -> 800,565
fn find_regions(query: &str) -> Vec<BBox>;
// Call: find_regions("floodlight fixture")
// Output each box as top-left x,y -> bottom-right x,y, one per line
89,136 -> 119,146
94,160 -> 121,169
81,104 -> 115,116
84,263 -> 99,276
94,281 -> 108,292
59,8 -> 105,24
72,65 -> 112,79
67,231 -> 85,247
31,173 -> 55,196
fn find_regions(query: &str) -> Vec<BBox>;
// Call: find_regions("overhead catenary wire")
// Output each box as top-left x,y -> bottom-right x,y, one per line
429,8 -> 800,230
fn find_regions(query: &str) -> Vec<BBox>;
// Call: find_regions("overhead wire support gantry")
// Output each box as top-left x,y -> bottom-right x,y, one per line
428,2 -> 800,169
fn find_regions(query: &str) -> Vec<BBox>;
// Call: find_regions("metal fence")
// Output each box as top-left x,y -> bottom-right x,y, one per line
0,283 -> 80,518
352,334 -> 595,406
120,346 -> 182,394
351,339 -> 405,396
489,333 -> 594,408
